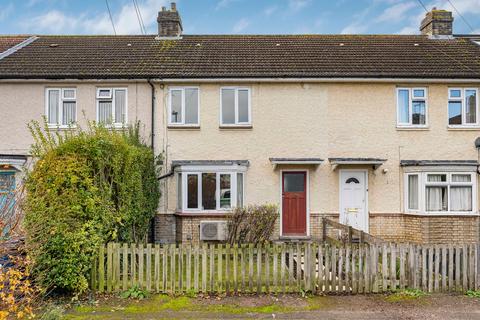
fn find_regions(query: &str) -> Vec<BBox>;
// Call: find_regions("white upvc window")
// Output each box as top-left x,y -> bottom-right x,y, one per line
96,88 -> 128,127
168,87 -> 200,126
396,87 -> 427,127
405,172 -> 476,214
220,87 -> 251,126
176,168 -> 245,212
448,88 -> 479,127
45,88 -> 77,127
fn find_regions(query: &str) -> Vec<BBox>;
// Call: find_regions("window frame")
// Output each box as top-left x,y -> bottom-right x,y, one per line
176,165 -> 246,213
45,87 -> 77,128
396,87 -> 428,128
220,87 -> 252,126
448,88 -> 479,127
96,87 -> 128,128
405,171 -> 477,215
167,87 -> 200,126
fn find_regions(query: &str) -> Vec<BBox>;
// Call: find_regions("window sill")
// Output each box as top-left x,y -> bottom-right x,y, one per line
219,125 -> 253,130
47,125 -> 77,130
175,211 -> 232,217
447,126 -> 480,131
403,211 -> 479,217
103,124 -> 128,130
396,126 -> 429,131
167,125 -> 200,130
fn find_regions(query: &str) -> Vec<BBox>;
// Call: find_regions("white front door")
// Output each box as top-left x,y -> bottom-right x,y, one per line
339,170 -> 368,232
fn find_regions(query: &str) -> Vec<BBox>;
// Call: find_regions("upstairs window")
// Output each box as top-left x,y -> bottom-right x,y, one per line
448,88 -> 478,126
168,87 -> 199,126
96,88 -> 127,127
221,87 -> 251,126
397,88 -> 427,127
46,88 -> 76,127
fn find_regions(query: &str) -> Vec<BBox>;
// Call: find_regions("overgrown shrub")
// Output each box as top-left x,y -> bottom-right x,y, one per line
24,121 -> 160,294
227,204 -> 278,245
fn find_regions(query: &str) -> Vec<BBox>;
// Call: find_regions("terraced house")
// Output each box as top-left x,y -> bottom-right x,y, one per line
1,4 -> 480,244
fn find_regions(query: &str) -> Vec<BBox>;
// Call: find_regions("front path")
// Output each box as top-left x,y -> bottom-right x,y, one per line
64,292 -> 480,320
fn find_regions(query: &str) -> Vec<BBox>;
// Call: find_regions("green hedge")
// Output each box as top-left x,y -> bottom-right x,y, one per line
24,121 -> 160,293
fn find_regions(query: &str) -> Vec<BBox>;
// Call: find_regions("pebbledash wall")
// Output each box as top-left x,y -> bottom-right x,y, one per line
154,82 -> 480,245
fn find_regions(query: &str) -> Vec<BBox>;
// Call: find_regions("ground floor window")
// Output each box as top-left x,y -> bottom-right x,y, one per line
405,172 -> 476,214
0,171 -> 16,217
177,171 -> 244,212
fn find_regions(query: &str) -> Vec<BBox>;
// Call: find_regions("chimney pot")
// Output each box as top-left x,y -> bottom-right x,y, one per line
420,8 -> 453,37
157,2 -> 182,37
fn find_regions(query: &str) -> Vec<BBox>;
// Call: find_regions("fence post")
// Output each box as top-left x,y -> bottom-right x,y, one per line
98,245 -> 105,293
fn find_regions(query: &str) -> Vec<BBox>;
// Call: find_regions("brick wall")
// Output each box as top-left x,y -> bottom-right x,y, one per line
154,214 -> 176,244
157,212 -> 479,245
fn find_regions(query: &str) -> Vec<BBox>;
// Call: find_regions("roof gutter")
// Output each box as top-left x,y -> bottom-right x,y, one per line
152,77 -> 480,83
1,77 -> 480,83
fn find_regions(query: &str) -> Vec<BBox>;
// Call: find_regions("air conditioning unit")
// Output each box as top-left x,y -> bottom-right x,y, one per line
200,221 -> 227,241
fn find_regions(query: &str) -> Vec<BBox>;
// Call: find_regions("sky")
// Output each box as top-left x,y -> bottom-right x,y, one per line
0,0 -> 479,35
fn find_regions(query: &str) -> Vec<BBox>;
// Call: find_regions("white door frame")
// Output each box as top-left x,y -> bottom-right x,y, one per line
279,169 -> 310,237
339,169 -> 369,233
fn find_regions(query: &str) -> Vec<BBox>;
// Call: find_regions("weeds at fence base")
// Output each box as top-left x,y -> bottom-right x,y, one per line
385,289 -> 428,303
466,290 -> 480,298
120,285 -> 149,300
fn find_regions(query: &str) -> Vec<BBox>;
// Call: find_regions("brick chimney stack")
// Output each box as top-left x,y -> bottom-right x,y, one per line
157,2 -> 182,38
420,8 -> 453,37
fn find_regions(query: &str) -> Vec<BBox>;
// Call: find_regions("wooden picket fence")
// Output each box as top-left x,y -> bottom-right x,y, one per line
90,242 -> 479,294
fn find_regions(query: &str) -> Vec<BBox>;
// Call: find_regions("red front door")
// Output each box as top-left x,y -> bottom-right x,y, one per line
282,171 -> 307,236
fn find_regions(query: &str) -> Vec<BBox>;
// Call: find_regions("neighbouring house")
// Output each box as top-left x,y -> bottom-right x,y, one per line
1,4 -> 480,244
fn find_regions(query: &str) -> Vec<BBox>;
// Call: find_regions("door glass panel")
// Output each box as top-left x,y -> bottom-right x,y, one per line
284,173 -> 304,192
345,177 -> 360,184
202,173 -> 217,210
187,174 -> 198,209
